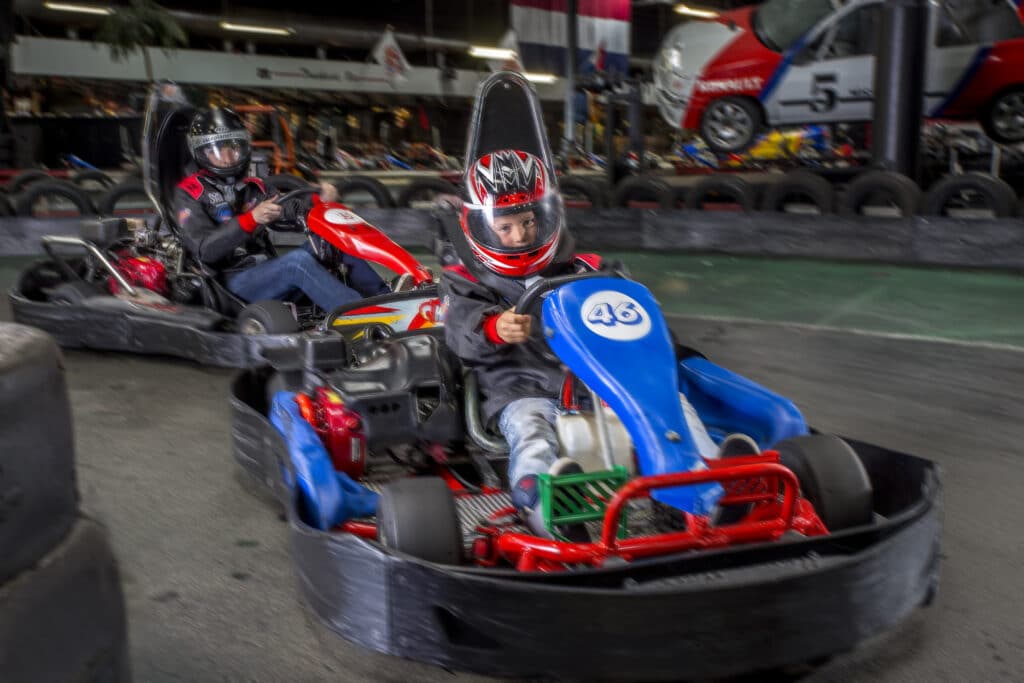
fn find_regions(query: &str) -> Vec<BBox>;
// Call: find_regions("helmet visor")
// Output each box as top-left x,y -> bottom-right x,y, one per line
191,130 -> 251,170
465,193 -> 561,255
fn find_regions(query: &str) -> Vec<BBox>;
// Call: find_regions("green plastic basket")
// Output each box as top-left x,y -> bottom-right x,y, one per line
537,466 -> 631,540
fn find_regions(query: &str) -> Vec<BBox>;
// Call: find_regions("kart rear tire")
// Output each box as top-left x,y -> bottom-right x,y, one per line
237,300 -> 300,335
0,324 -> 78,583
775,434 -> 874,532
377,477 -> 463,565
50,280 -> 104,304
0,515 -> 129,683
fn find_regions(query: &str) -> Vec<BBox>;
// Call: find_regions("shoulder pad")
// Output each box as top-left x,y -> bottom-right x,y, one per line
242,177 -> 266,193
177,175 -> 204,200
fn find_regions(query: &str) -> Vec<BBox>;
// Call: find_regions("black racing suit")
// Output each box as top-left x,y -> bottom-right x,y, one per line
171,169 -> 309,275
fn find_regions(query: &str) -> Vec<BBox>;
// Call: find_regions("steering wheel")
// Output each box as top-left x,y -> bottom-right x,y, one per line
266,186 -> 320,233
514,270 -> 622,364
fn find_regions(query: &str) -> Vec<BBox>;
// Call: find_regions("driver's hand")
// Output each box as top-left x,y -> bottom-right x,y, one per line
251,196 -> 282,225
318,182 -> 339,203
495,309 -> 532,344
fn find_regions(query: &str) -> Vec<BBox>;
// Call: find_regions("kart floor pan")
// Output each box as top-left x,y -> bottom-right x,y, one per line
231,369 -> 942,682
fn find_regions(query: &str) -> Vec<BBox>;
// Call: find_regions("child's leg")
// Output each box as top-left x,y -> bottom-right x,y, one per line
498,397 -> 560,510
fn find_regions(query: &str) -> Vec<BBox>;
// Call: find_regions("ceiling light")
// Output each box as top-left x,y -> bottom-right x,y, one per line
219,21 -> 294,36
524,73 -> 557,84
674,4 -> 720,18
43,2 -> 112,15
468,46 -> 517,60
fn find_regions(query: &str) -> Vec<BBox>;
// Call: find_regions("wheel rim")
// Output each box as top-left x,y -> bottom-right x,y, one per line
992,92 -> 1024,141
240,319 -> 266,335
705,102 -> 753,150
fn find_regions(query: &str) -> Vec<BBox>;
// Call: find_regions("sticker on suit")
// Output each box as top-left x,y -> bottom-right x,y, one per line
581,291 -> 651,341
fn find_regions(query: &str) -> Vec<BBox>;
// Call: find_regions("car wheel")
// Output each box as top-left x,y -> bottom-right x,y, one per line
981,88 -> 1024,145
700,97 -> 763,154
377,477 -> 463,564
775,434 -> 874,532
237,300 -> 299,335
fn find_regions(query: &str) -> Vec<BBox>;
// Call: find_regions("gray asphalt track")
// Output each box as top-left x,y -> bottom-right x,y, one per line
5,309 -> 1022,682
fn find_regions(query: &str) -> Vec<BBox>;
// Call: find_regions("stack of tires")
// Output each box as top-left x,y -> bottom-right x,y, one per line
0,323 -> 130,682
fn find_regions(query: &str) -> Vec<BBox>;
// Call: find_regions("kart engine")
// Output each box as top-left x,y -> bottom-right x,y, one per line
105,220 -> 183,298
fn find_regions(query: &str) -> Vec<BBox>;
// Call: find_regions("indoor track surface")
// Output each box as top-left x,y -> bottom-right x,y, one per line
2,254 -> 1022,682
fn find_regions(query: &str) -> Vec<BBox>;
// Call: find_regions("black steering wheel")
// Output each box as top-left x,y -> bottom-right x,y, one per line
514,270 -> 623,364
266,186 -> 320,232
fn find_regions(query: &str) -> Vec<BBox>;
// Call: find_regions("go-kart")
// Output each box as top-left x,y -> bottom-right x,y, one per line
230,266 -> 941,681
8,82 -> 438,367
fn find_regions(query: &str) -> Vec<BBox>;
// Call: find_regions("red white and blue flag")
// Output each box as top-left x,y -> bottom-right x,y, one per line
511,0 -> 631,76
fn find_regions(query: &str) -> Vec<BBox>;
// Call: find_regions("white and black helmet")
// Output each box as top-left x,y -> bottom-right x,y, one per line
187,108 -> 252,178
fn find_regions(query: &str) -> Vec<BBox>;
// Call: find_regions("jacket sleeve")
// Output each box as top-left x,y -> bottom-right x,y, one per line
440,272 -> 516,364
173,186 -> 259,266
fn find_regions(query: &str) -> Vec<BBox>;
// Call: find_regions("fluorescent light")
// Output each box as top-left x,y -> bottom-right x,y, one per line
43,2 -> 112,15
219,21 -> 294,36
468,46 -> 517,60
674,4 -> 720,18
524,72 -> 557,84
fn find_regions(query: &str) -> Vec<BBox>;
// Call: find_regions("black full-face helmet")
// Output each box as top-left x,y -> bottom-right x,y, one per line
187,108 -> 252,179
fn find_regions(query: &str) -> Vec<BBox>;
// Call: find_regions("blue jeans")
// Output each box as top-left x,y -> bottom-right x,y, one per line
498,397 -> 561,493
226,246 -> 388,312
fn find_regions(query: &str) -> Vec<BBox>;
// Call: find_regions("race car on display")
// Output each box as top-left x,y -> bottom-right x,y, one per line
229,72 -> 941,682
8,83 -> 438,367
654,0 -> 1024,152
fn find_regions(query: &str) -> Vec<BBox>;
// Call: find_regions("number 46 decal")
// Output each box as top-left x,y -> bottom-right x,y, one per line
586,301 -> 644,326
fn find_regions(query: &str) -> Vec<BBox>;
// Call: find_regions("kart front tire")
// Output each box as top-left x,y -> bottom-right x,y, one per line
377,477 -> 463,565
237,300 -> 299,335
775,434 -> 874,532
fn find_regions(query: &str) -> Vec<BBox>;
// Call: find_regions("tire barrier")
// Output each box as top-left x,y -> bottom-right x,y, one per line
71,169 -> 117,190
97,178 -> 156,216
0,516 -> 130,683
396,177 -> 460,208
558,175 -> 606,209
840,170 -> 922,217
685,174 -> 757,211
612,175 -> 673,209
335,175 -> 395,208
760,170 -> 836,214
6,169 -> 52,194
0,192 -> 13,217
921,172 -> 1018,218
265,173 -> 311,194
0,324 -> 78,583
13,179 -> 96,217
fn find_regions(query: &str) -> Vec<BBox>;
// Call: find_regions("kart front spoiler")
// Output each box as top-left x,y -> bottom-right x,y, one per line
231,370 -> 942,682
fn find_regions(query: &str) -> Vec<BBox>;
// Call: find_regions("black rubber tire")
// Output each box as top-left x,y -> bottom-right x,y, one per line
699,96 -> 764,154
0,515 -> 129,683
0,324 -> 78,583
760,170 -> 835,214
265,174 -> 312,194
559,175 -> 606,208
97,178 -> 155,216
377,477 -> 463,565
980,87 -> 1024,145
396,177 -> 460,208
237,300 -> 300,335
0,192 -> 13,217
71,169 -> 116,190
14,179 -> 96,217
921,172 -> 1017,218
686,174 -> 757,211
1018,195 -> 1024,218
6,169 -> 52,194
50,280 -> 103,303
611,175 -> 673,208
335,175 -> 395,208
840,170 -> 921,217
775,434 -> 874,532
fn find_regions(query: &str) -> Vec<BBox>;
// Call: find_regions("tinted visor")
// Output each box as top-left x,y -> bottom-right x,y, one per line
191,130 -> 251,169
465,193 -> 561,255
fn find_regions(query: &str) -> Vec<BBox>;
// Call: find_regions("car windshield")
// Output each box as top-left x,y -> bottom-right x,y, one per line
753,0 -> 838,52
